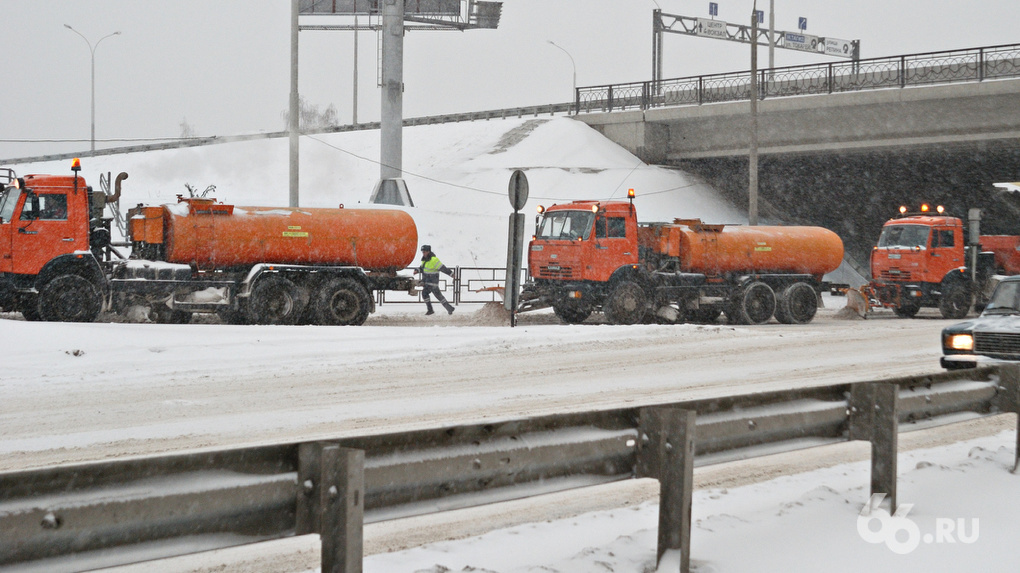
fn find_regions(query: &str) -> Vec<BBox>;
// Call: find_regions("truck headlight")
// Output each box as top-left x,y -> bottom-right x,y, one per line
945,333 -> 974,351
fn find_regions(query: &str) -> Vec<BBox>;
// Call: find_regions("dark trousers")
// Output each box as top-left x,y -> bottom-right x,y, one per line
422,279 -> 454,312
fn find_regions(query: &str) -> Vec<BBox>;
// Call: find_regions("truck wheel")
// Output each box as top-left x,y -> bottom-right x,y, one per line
775,282 -> 818,324
39,274 -> 103,322
248,275 -> 304,325
603,281 -> 646,325
553,302 -> 591,324
314,277 -> 371,326
893,304 -> 920,318
938,284 -> 972,319
732,281 -> 776,325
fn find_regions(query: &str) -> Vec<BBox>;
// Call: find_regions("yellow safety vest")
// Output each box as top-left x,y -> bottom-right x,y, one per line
422,255 -> 444,274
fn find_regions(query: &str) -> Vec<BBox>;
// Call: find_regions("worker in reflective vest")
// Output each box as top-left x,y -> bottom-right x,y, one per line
415,244 -> 455,315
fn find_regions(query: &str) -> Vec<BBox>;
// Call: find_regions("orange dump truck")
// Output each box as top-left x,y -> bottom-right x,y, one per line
0,160 -> 417,325
520,197 -> 844,325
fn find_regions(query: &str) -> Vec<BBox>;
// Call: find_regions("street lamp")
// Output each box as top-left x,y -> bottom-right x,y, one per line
64,24 -> 121,153
546,40 -> 576,100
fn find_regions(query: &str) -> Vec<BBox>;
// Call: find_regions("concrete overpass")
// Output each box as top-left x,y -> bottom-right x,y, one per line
576,77 -> 1020,164
572,43 -> 1020,272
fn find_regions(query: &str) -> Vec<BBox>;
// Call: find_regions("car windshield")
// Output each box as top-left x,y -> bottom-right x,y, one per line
984,281 -> 1020,314
877,224 -> 929,248
0,186 -> 21,223
537,210 -> 594,240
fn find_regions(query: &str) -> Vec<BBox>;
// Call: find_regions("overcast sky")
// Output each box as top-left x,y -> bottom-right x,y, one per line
2,0 -> 1017,160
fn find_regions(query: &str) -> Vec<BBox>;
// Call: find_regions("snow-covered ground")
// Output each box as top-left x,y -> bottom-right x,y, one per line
4,118 -> 1017,572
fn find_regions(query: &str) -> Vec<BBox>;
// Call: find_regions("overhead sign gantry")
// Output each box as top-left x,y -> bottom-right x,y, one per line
652,9 -> 859,84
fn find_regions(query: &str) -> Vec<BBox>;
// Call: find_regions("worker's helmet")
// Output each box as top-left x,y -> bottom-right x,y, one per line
421,244 -> 431,252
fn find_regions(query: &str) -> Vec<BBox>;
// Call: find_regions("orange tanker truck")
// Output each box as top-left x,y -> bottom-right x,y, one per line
0,160 -> 417,325
519,193 -> 844,325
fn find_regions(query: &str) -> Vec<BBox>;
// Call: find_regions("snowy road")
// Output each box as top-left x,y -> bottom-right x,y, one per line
0,301 -> 957,473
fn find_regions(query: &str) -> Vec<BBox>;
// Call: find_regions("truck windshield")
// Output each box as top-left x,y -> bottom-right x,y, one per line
0,186 -> 21,223
985,281 -> 1020,313
877,224 -> 929,249
537,210 -> 594,240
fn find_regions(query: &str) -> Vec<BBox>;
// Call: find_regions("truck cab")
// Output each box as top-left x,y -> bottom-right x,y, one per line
869,206 -> 971,318
0,163 -> 107,321
529,200 -> 638,283
526,200 -> 641,323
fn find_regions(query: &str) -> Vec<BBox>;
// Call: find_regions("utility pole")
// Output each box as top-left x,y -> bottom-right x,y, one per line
749,3 -> 759,226
769,0 -> 775,71
380,0 -> 404,181
289,0 -> 299,207
352,14 -> 359,125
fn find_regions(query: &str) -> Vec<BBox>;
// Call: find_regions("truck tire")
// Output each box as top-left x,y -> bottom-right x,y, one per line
775,282 -> 818,324
938,284 -> 972,319
603,281 -> 646,325
553,302 -> 591,324
314,277 -> 371,326
248,275 -> 304,325
38,274 -> 103,322
731,281 -> 776,325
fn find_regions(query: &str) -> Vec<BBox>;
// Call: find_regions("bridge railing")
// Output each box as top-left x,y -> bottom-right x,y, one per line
576,43 -> 1020,114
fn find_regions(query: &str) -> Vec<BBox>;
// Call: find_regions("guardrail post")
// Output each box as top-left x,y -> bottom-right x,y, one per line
639,407 -> 696,573
849,383 -> 899,511
297,442 -> 365,573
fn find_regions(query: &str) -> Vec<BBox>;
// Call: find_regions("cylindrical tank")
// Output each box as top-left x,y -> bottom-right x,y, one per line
649,221 -> 843,277
159,200 -> 418,271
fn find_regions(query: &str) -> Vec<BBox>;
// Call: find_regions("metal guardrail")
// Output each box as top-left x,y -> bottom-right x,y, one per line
2,365 -> 1018,572
575,43 -> 1020,113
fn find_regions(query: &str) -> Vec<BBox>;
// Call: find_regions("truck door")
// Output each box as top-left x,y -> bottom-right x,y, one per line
927,226 -> 961,283
592,211 -> 638,281
10,192 -> 77,275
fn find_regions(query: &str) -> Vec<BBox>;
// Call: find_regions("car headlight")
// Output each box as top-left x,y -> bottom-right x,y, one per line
945,333 -> 974,351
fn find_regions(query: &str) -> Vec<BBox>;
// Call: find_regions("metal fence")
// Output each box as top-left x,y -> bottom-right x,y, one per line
377,266 -> 522,306
575,43 -> 1020,113
2,365 -> 1017,572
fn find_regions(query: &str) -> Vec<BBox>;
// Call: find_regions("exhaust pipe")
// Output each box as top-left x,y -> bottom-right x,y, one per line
108,172 -> 129,203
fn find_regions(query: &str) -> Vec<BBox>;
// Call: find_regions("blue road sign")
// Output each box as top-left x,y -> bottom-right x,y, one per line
755,10 -> 764,24
799,17 -> 807,31
709,2 -> 718,17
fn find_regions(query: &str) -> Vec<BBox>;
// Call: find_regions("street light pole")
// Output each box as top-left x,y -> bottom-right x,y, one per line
547,40 -> 576,101
64,24 -> 121,154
